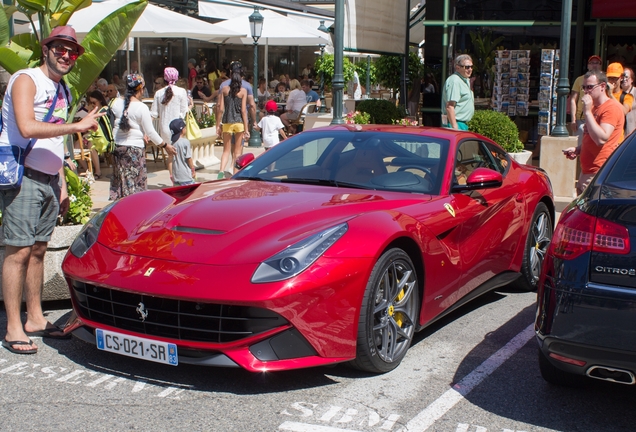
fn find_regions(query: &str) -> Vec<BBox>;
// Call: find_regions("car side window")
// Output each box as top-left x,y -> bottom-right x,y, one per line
483,142 -> 510,174
454,140 -> 497,185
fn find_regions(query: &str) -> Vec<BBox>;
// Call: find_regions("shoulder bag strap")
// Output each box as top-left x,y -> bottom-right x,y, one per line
620,92 -> 626,105
24,83 -> 61,157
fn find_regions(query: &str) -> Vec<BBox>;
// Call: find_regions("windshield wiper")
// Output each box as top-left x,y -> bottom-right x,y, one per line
280,178 -> 373,190
235,176 -> 267,181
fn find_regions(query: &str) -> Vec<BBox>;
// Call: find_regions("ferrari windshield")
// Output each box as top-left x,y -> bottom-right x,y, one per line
234,130 -> 449,194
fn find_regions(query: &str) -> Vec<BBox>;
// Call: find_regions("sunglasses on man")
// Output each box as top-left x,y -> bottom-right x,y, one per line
49,44 -> 79,61
582,83 -> 604,91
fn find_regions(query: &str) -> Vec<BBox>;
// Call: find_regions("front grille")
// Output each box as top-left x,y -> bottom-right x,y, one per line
70,280 -> 288,343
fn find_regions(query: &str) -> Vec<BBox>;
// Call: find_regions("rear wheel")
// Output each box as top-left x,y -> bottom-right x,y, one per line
351,248 -> 419,373
514,202 -> 552,291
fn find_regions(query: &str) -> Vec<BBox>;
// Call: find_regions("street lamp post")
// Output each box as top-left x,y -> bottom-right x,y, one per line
331,0 -> 345,124
317,20 -> 329,114
248,7 -> 264,147
550,0 -> 573,137
318,44 -> 326,112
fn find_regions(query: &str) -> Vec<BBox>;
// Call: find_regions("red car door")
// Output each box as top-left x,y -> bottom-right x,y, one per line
450,139 -> 526,298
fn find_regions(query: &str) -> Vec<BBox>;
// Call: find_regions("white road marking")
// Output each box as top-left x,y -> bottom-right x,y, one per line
132,380 -> 147,392
104,376 -> 127,390
0,362 -> 29,374
279,421 -> 363,432
156,386 -> 185,398
405,324 -> 534,432
86,374 -> 113,387
320,406 -> 343,422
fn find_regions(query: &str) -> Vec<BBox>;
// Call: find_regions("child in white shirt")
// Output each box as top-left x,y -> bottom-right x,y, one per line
255,100 -> 287,149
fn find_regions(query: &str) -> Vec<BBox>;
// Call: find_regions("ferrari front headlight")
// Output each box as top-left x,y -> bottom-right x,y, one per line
70,201 -> 116,258
251,223 -> 348,283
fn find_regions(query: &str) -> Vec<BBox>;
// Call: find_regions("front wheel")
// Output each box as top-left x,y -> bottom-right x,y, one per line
514,202 -> 552,291
351,248 -> 419,373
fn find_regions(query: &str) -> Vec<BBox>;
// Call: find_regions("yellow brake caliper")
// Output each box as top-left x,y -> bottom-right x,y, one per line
391,288 -> 406,327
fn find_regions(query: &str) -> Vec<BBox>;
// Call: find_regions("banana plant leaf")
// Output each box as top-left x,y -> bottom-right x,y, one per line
49,0 -> 91,27
17,0 -> 47,14
0,47 -> 28,73
65,1 -> 147,103
0,4 -> 9,47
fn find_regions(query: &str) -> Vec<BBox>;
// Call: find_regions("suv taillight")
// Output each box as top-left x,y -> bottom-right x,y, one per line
551,207 -> 630,259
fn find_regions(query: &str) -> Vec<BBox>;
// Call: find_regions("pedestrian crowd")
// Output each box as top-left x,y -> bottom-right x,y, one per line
440,51 -> 634,197
565,55 -> 634,194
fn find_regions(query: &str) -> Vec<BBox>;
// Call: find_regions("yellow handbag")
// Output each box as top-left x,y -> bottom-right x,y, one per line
185,111 -> 202,140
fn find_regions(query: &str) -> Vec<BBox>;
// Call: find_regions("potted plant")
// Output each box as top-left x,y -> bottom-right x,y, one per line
345,111 -> 370,125
468,110 -> 532,164
357,99 -> 405,124
468,30 -> 504,99
374,52 -> 422,98
313,53 -> 355,90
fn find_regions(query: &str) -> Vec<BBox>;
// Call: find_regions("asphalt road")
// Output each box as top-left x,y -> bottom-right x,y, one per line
1,286 -> 634,432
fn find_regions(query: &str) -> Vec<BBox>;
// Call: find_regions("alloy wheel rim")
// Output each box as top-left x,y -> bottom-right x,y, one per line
529,212 -> 552,282
372,260 -> 417,363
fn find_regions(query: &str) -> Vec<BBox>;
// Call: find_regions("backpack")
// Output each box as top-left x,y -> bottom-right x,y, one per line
87,105 -> 115,155
106,97 -> 117,129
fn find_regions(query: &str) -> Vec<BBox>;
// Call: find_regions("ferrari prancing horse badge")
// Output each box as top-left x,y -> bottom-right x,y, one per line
444,203 -> 456,217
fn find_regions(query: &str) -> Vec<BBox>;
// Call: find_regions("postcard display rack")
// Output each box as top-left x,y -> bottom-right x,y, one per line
492,50 -> 531,117
537,49 -> 560,136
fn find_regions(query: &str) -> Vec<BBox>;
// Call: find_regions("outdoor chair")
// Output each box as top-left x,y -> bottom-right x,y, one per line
289,102 -> 317,134
73,132 -> 93,178
146,116 -> 168,167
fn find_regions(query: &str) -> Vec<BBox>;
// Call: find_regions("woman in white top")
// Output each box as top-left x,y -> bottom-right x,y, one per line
280,79 -> 306,128
109,74 -> 173,200
150,67 -> 189,144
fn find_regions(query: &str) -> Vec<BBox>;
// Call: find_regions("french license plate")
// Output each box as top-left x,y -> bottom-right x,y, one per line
96,329 -> 178,366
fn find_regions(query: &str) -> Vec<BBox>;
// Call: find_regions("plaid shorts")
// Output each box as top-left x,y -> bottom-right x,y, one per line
0,168 -> 61,247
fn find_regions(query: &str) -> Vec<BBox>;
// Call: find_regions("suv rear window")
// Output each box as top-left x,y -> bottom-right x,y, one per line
606,139 -> 636,190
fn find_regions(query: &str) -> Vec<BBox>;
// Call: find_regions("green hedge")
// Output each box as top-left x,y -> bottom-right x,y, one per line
356,99 -> 405,124
467,110 -> 524,153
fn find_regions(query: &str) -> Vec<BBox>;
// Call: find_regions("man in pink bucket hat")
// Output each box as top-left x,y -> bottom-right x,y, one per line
0,26 -> 104,354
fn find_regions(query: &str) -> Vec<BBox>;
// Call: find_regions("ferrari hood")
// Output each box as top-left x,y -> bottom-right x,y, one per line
99,180 -> 430,265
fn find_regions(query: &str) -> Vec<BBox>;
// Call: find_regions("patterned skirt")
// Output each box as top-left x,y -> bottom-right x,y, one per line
109,145 -> 147,201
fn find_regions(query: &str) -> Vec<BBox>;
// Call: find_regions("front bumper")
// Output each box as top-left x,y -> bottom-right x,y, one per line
63,242 -> 373,371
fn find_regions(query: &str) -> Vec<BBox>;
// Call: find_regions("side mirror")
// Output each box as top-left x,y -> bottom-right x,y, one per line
235,153 -> 255,170
452,167 -> 503,192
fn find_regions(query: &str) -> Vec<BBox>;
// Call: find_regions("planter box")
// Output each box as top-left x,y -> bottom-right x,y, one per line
509,149 -> 533,165
0,224 -> 83,301
189,127 -> 221,169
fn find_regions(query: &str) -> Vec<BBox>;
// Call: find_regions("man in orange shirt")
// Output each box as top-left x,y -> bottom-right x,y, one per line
563,70 -> 625,195
606,62 -> 634,115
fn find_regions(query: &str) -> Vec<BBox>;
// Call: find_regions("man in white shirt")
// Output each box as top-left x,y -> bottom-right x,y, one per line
0,26 -> 102,354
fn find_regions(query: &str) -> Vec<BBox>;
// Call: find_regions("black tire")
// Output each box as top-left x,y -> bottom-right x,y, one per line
538,349 -> 585,387
514,202 -> 552,291
351,248 -> 419,373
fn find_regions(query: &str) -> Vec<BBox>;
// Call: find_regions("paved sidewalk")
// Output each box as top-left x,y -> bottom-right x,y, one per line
89,145 -> 266,212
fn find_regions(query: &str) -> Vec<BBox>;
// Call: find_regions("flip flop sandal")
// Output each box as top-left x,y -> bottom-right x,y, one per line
24,325 -> 72,339
2,338 -> 37,355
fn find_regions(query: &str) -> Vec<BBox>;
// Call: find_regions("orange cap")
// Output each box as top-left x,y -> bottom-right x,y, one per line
607,62 -> 624,78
